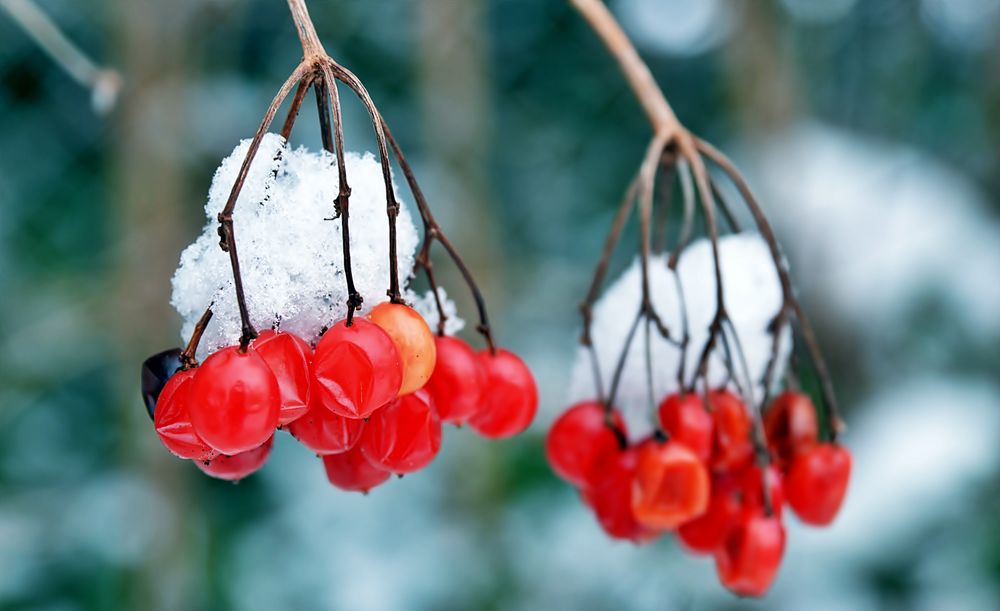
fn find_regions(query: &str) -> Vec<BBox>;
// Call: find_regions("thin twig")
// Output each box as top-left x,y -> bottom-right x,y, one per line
1,0 -> 122,114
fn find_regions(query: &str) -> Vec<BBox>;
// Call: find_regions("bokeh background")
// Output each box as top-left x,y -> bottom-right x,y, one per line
2,0 -> 1000,609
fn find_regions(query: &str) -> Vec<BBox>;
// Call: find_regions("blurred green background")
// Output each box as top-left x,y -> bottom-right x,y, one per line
2,0 -> 1000,609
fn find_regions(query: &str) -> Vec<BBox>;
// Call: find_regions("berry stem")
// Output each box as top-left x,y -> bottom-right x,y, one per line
380,121 -> 498,353
314,68 -> 363,325
286,0 -> 325,59
179,307 -> 213,369
218,62 -> 309,351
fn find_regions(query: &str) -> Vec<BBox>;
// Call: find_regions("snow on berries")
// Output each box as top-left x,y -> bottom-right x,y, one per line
140,46 -> 537,490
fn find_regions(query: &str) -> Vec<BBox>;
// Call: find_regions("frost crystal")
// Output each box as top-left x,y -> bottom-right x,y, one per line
568,233 -> 792,440
171,133 -> 456,357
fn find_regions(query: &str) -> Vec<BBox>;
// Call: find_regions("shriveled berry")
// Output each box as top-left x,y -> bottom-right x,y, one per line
369,302 -> 437,395
631,439 -> 710,530
189,345 -> 280,455
313,318 -> 402,419
424,335 -> 485,424
468,349 -> 537,439
546,401 -> 625,488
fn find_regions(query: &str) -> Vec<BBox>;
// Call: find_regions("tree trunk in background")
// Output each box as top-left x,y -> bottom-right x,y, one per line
112,1 -> 194,608
416,0 -> 504,325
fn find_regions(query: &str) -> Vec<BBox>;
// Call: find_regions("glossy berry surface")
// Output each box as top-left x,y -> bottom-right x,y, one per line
709,390 -> 754,472
468,349 -> 538,439
785,443 -> 851,526
631,440 -> 710,530
658,393 -> 714,462
588,447 -> 660,544
141,347 -> 184,420
313,318 -> 402,419
361,389 -> 442,474
424,335 -> 485,424
322,445 -> 391,493
736,464 -> 785,520
154,369 -> 219,461
546,401 -> 625,488
764,391 -> 819,467
369,302 -> 437,396
287,395 -> 366,455
253,329 -> 313,426
715,515 -> 786,597
195,436 -> 274,481
188,345 -> 281,455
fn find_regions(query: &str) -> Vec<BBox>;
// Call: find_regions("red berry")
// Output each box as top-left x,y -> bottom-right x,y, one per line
369,303 -> 437,395
631,439 -> 710,530
189,346 -> 280,455
715,514 -> 786,597
154,369 -> 219,461
784,443 -> 851,526
253,329 -> 313,426
588,446 -> 660,544
424,336 -> 485,424
286,395 -> 365,455
468,349 -> 537,439
195,436 -> 274,481
322,445 -> 391,493
709,390 -> 754,472
677,474 -> 744,554
546,401 -> 625,488
361,389 -> 442,474
764,391 -> 819,468
313,318 -> 402,419
736,464 -> 785,520
658,393 -> 714,462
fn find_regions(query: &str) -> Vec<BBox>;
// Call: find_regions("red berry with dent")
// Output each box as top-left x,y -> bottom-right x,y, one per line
424,336 -> 485,424
658,393 -> 714,462
468,349 -> 537,439
287,394 -> 365,455
361,389 -> 442,474
785,443 -> 851,526
322,445 -> 391,493
253,329 -> 313,426
154,369 -> 219,461
546,401 -> 626,488
631,439 -> 710,530
709,390 -> 754,472
196,436 -> 273,481
589,446 -> 661,544
313,318 -> 402,419
715,514 -> 786,597
764,391 -> 819,468
369,303 -> 437,395
189,346 -> 280,455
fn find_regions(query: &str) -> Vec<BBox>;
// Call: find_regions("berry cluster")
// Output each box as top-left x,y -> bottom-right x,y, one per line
143,10 -> 538,492
546,391 -> 851,597
143,302 -> 537,487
